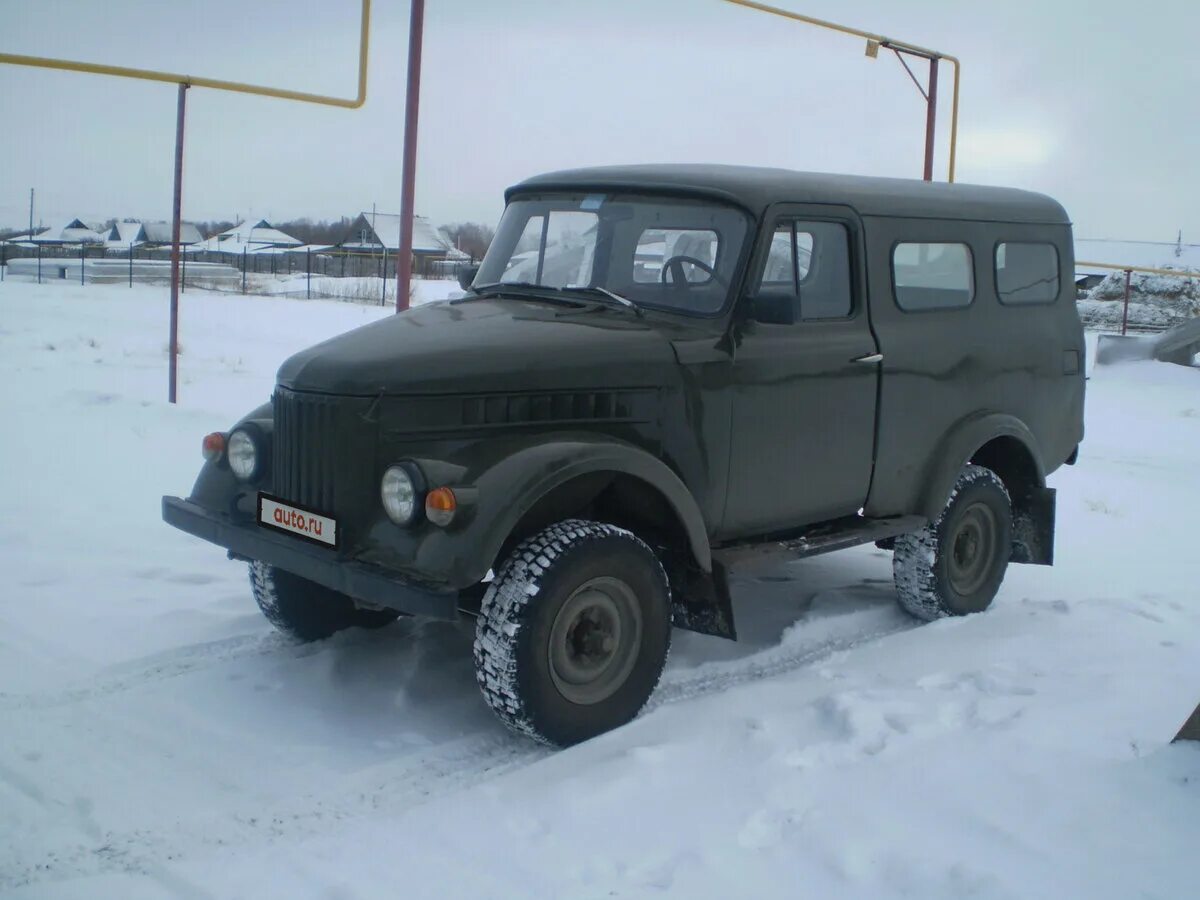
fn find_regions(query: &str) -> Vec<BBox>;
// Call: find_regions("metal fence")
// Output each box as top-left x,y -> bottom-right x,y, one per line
0,241 -> 473,304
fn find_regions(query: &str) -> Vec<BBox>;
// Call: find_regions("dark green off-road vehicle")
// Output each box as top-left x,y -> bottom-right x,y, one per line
164,165 -> 1085,745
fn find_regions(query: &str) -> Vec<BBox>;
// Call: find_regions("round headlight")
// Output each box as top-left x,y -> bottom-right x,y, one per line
381,465 -> 418,525
227,429 -> 259,481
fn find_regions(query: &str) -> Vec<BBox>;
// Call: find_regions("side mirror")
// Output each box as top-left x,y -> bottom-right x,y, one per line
749,291 -> 796,325
457,265 -> 480,292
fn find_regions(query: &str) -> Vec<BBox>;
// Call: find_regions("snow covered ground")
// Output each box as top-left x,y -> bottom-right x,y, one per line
1,280 -> 1198,899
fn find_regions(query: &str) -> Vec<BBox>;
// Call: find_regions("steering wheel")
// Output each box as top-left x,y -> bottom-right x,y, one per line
660,255 -> 724,287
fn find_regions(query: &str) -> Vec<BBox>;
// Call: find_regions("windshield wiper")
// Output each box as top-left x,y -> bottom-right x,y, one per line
566,285 -> 643,317
466,282 -> 642,317
460,282 -> 587,308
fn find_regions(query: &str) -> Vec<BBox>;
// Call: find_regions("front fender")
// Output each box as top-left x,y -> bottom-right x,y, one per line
916,412 -> 1046,520
186,400 -> 273,510
411,434 -> 712,588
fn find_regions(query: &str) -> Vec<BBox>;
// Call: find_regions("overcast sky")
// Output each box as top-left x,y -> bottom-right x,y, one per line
1,0 -> 1196,241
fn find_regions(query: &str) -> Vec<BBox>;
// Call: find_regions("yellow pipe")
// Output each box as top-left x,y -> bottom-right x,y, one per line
719,0 -> 961,182
1077,261 -> 1199,279
0,0 -> 370,108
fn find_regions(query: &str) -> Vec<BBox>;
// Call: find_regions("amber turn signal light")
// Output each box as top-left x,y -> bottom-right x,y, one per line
202,432 -> 226,461
425,487 -> 457,527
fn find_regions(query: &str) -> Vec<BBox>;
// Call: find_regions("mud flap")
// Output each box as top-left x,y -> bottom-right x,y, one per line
671,560 -> 737,640
1011,486 -> 1055,566
1174,703 -> 1200,743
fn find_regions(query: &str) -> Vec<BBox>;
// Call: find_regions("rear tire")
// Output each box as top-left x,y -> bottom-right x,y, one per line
249,561 -> 399,641
473,519 -> 672,746
893,465 -> 1012,621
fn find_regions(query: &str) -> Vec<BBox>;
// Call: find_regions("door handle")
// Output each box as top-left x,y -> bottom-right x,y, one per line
852,353 -> 883,364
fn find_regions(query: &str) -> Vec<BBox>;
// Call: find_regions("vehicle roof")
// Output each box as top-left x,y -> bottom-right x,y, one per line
509,164 -> 1070,225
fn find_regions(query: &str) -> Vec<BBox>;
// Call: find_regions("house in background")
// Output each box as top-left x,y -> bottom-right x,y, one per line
335,212 -> 466,264
29,219 -> 107,245
105,221 -> 145,252
192,219 -> 303,255
100,220 -> 203,252
137,221 -> 203,248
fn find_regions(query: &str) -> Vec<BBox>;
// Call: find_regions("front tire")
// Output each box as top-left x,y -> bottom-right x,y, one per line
473,520 -> 672,746
893,465 -> 1012,621
249,562 -> 400,641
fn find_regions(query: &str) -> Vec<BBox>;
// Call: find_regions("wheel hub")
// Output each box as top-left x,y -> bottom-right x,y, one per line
548,577 -> 642,705
947,502 -> 998,597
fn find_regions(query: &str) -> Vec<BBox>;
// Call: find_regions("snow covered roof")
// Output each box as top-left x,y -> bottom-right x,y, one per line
196,219 -> 303,253
29,219 -> 106,244
338,212 -> 452,254
106,221 -> 144,248
138,221 -> 203,245
1075,238 -> 1200,275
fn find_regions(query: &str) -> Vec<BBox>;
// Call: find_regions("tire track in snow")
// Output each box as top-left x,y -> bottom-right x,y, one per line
0,632 -> 289,711
5,609 -> 914,891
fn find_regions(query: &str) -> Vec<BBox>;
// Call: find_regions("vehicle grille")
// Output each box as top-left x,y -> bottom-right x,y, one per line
272,389 -> 338,512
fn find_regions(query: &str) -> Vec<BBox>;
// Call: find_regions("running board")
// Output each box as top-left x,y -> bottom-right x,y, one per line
713,515 -> 926,569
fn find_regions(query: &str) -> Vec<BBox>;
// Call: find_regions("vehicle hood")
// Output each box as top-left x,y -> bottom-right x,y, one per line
276,298 -> 679,395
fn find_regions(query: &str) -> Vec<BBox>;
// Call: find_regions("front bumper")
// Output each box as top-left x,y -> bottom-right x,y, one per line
162,496 -> 460,619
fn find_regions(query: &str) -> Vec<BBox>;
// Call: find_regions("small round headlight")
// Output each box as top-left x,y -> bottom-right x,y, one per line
227,429 -> 259,481
381,465 -> 418,525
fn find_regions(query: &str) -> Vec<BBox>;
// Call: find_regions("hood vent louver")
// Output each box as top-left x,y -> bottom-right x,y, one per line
462,390 -> 635,427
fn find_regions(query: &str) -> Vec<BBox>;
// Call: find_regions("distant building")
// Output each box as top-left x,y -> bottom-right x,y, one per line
336,212 -> 466,262
29,219 -> 107,245
192,219 -> 303,255
105,221 -> 145,252
102,220 -> 202,251
138,221 -> 203,247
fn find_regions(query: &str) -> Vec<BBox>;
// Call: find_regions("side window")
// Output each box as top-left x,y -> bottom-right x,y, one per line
892,242 -> 974,311
996,241 -> 1060,305
755,220 -> 852,320
634,228 -> 720,284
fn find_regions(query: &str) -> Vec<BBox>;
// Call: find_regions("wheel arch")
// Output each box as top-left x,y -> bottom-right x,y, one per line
471,439 -> 713,586
918,414 -> 1046,521
918,415 -> 1055,566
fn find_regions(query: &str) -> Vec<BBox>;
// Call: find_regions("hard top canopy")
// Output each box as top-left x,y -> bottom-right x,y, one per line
509,164 -> 1069,226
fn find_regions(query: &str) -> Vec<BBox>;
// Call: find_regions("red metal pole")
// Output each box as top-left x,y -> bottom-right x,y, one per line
1121,268 -> 1132,336
168,82 -> 189,404
923,57 -> 939,181
395,0 -> 425,313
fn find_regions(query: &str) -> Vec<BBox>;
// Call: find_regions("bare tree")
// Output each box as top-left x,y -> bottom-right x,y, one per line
439,222 -> 495,262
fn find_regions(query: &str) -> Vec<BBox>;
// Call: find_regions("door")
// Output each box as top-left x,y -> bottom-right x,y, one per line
722,208 -> 879,536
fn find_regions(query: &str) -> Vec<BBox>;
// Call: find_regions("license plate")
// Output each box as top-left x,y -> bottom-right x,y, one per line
258,493 -> 338,549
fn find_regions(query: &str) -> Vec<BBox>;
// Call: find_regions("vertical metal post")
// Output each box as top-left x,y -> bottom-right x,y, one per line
37,243 -> 42,283
80,242 -> 85,285
242,246 -> 247,293
307,248 -> 312,299
129,242 -> 134,287
381,249 -> 388,305
395,0 -> 425,313
923,57 -> 939,182
168,82 -> 189,405
29,188 -> 34,236
1121,269 -> 1132,336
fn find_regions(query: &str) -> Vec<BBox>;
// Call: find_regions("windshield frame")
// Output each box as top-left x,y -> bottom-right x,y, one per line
473,190 -> 757,320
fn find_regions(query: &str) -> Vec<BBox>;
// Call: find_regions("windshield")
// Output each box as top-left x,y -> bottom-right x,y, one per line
472,192 -> 750,315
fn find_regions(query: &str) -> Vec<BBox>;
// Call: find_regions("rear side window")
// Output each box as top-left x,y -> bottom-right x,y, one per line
757,220 -> 852,320
995,242 -> 1060,305
892,242 -> 974,311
